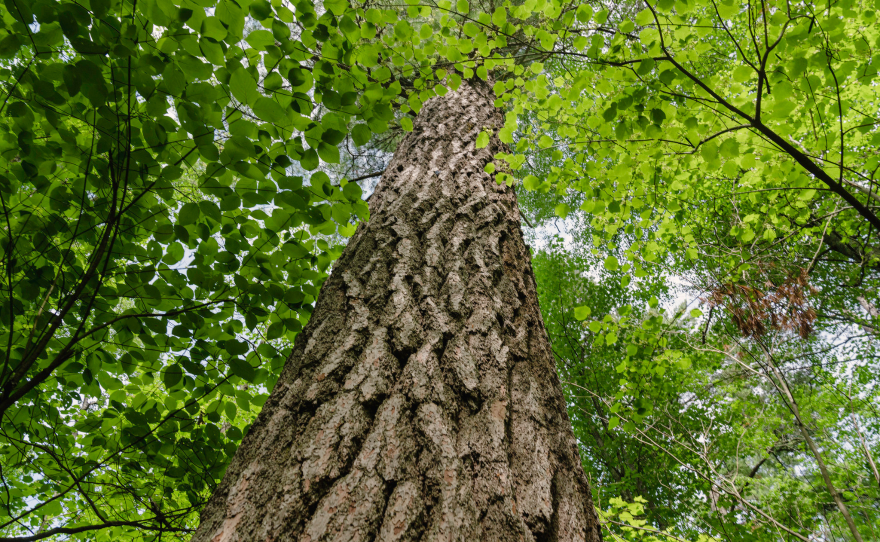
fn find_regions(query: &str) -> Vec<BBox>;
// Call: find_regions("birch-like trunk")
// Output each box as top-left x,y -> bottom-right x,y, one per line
192,78 -> 603,542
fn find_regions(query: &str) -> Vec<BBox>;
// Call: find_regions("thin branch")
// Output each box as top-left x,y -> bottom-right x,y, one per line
0,522 -> 192,542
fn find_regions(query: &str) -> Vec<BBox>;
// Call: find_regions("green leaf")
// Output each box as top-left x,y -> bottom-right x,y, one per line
178,202 -> 200,225
650,108 -> 665,125
267,322 -> 284,340
324,0 -> 347,15
342,182 -> 363,201
62,65 -> 82,96
264,72 -> 284,91
351,124 -> 372,146
317,142 -> 340,163
637,58 -> 655,76
163,364 -> 184,389
230,68 -> 259,106
604,256 -> 619,271
716,0 -> 738,18
523,175 -> 540,190
394,20 -> 413,39
555,203 -> 570,218
164,242 -> 185,265
201,16 -> 228,40
321,129 -> 347,146
300,148 -> 320,170
576,4 -> 593,22
199,201 -> 222,223
732,65 -> 752,82
492,7 -> 506,26
253,97 -> 290,124
287,68 -> 313,90
475,131 -> 490,149
245,30 -> 275,50
700,141 -> 718,162
0,34 -> 22,58
574,306 -> 591,320
635,8 -> 653,25
249,0 -> 272,20
770,98 -> 797,119
272,19 -> 291,40
229,358 -> 256,381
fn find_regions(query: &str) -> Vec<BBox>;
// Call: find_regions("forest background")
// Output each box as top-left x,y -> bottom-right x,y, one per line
0,0 -> 878,539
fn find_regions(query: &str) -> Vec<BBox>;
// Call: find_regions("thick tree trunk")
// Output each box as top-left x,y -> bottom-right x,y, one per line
192,78 -> 603,542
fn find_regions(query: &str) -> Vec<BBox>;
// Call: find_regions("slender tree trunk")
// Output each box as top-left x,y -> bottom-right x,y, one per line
764,355 -> 864,542
850,411 -> 880,489
192,78 -> 603,542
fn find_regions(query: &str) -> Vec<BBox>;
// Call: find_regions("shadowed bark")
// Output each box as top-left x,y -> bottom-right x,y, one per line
191,77 -> 603,542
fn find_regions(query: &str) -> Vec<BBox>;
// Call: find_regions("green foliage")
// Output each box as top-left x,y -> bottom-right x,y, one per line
532,238 -> 703,533
531,229 -> 880,540
597,497 -> 714,542
0,0 -> 389,535
506,1 -> 880,537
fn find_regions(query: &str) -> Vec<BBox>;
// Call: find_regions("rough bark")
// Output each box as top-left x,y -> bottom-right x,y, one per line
191,78 -> 603,542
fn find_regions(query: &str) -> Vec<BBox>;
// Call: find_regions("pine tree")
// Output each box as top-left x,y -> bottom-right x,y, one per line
192,77 -> 603,542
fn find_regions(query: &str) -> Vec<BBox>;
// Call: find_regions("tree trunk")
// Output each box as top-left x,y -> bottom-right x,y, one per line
191,78 -> 603,542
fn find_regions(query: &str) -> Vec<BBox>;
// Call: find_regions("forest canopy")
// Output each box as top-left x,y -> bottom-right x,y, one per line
0,0 -> 877,539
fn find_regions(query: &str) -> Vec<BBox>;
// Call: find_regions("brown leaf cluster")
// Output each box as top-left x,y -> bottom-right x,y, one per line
708,271 -> 818,339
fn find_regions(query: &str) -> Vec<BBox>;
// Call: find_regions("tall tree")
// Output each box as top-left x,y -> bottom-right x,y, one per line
192,78 -> 602,542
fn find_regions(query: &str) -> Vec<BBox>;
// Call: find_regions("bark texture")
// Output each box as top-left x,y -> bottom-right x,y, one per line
191,78 -> 603,542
